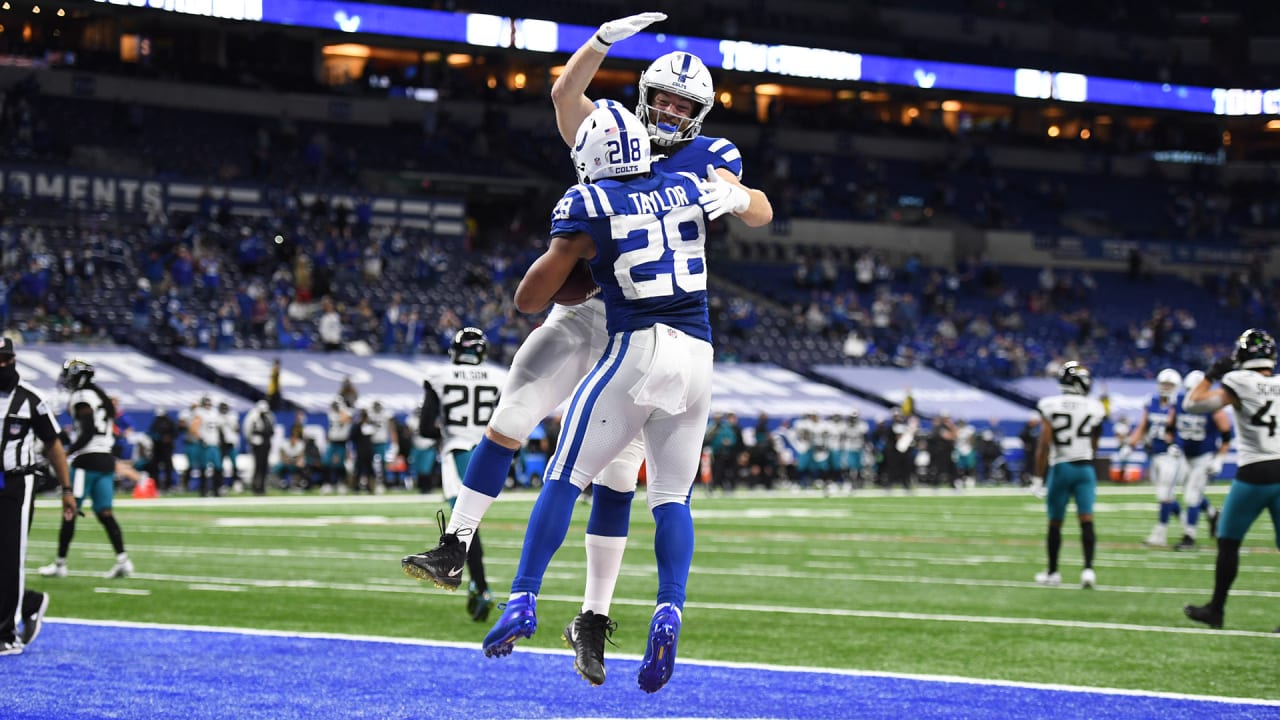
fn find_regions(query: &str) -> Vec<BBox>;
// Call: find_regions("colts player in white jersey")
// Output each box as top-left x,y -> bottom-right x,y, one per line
417,327 -> 507,622
1129,368 -> 1185,547
478,107 -> 715,694
401,11 -> 770,686
1032,361 -> 1106,589
1184,329 -> 1280,630
37,360 -> 133,580
1168,370 -> 1230,550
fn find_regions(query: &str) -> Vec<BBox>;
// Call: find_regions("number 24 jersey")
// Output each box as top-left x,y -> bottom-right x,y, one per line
1036,394 -> 1107,466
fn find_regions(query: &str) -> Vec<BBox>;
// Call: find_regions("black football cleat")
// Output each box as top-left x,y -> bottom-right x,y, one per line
563,611 -> 618,686
401,509 -> 468,590
1184,603 -> 1223,629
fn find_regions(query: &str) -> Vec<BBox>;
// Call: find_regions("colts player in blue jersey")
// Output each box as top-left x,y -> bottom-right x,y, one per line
1129,368 -> 1184,547
401,11 -> 771,688
1170,370 -> 1230,550
479,107 -> 715,695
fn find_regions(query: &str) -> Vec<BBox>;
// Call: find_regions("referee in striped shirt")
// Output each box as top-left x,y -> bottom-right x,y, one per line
0,338 -> 77,655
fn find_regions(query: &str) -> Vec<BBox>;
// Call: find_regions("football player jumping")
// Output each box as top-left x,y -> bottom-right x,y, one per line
402,11 -> 771,688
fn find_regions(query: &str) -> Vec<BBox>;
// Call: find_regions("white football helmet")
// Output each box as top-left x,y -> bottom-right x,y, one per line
572,105 -> 652,183
636,51 -> 714,146
1156,368 -> 1182,400
1183,370 -> 1205,391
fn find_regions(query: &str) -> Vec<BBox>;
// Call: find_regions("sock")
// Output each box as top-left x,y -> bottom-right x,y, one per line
1158,502 -> 1176,525
652,502 -> 694,609
1047,523 -> 1062,574
1210,538 -> 1241,611
1198,498 -> 1211,512
117,552 -> 129,563
57,520 -> 76,558
1080,521 -> 1095,569
461,436 -> 517,498
583,486 -> 633,616
447,488 -> 495,549
466,530 -> 487,594
510,480 -> 582,595
100,514 -> 126,555
1186,505 -> 1201,531
583,535 -> 627,616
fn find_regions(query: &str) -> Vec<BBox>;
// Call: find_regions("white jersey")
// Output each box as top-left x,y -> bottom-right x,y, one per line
366,407 -> 391,444
1036,394 -> 1106,465
1222,369 -> 1280,467
66,387 -> 115,459
838,418 -> 867,453
327,405 -> 352,443
195,406 -> 222,445
218,411 -> 240,446
954,424 -> 975,455
425,363 -> 508,455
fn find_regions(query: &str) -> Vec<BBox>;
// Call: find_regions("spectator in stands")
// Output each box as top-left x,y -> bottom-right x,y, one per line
318,296 -> 343,351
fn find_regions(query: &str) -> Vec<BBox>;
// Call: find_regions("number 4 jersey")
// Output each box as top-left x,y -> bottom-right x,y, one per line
1222,369 -> 1280,467
424,364 -> 507,455
1037,393 -> 1107,466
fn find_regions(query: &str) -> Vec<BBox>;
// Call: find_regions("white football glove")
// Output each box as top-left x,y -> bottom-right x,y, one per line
697,164 -> 751,220
1210,454 -> 1224,478
1029,475 -> 1045,499
590,12 -> 666,53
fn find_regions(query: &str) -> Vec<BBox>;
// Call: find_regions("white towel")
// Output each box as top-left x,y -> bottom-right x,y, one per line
628,324 -> 691,415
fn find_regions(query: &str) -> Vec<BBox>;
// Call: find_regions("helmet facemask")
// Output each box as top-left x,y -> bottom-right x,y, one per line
636,51 -> 714,147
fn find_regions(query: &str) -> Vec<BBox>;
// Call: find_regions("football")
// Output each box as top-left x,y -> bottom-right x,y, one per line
551,258 -> 600,306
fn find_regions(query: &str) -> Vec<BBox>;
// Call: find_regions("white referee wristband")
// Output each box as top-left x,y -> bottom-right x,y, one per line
588,33 -> 612,54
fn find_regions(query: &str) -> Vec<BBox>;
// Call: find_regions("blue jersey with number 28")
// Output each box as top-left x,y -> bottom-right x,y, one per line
550,169 -> 711,343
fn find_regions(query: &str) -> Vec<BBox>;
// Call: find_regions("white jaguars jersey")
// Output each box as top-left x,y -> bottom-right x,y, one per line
66,387 -> 115,458
425,364 -> 508,455
196,406 -> 222,445
1036,394 -> 1106,465
1222,369 -> 1280,467
839,418 -> 866,452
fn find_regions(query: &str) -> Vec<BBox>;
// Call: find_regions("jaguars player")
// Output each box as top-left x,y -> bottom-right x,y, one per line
1128,368 -> 1184,547
479,107 -> 715,694
402,12 -> 771,686
1169,370 -> 1230,550
418,327 -> 506,622
37,360 -> 133,580
1033,361 -> 1106,589
1184,329 -> 1280,630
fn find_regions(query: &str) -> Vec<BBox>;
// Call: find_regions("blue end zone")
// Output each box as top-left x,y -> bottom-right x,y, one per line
7,622 -> 1278,719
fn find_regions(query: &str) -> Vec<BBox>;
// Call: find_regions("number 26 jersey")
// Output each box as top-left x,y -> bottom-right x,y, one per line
1036,394 -> 1107,466
1221,369 -> 1280,468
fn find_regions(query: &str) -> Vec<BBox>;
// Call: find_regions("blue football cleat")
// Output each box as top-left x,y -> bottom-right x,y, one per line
637,603 -> 682,693
482,592 -> 537,657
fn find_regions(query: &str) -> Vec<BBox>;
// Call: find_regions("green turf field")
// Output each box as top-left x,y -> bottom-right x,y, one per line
23,483 -> 1279,700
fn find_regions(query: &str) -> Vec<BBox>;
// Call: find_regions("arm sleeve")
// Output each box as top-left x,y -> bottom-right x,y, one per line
419,382 -> 441,440
65,404 -> 94,454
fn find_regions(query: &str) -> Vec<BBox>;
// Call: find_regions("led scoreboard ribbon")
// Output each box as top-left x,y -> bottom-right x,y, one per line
94,0 -> 1276,116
